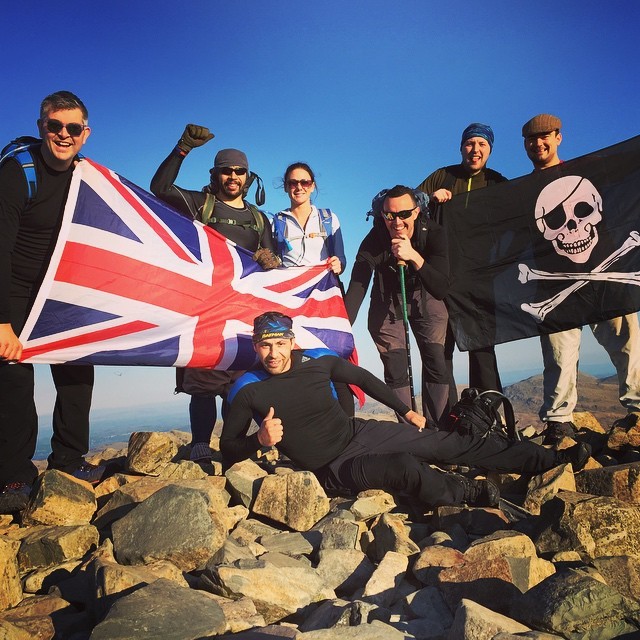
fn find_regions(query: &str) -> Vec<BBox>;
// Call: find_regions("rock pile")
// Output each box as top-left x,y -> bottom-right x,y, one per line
3,414 -> 640,639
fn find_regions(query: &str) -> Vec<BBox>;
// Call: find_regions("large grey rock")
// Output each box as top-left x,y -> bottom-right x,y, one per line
437,555 -> 523,615
12,525 -> 99,572
252,470 -> 330,531
126,431 -> 178,475
89,578 -> 226,639
0,536 -> 21,610
205,557 -> 332,624
225,459 -> 268,508
403,585 -> 453,628
412,544 -> 465,586
297,620 -> 405,639
112,485 -> 228,571
576,462 -> 640,504
318,517 -> 361,551
22,558 -> 81,594
298,598 -> 389,632
448,598 -> 530,640
259,531 -> 317,557
22,469 -> 97,526
532,492 -> 640,561
316,548 -> 375,595
362,551 -> 408,607
523,464 -> 576,515
350,490 -> 396,521
592,555 -> 640,601
370,513 -> 420,561
0,593 -> 90,639
517,569 -> 640,639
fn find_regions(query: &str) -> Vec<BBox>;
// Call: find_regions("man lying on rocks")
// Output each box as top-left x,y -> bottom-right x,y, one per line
220,311 -> 591,509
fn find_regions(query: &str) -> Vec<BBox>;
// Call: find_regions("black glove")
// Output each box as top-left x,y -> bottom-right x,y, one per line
253,248 -> 281,270
177,124 -> 214,153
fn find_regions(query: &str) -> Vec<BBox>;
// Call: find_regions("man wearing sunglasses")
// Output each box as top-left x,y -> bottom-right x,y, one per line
344,185 -> 450,426
523,114 -> 640,444
0,91 -> 103,513
151,124 -> 280,466
416,124 -> 506,409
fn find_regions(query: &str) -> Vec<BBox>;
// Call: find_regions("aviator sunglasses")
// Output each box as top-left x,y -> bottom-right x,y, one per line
381,206 -> 417,221
218,167 -> 248,176
43,119 -> 86,137
287,179 -> 313,189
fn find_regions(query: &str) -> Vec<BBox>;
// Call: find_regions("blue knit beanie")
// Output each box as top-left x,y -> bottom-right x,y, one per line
460,123 -> 494,149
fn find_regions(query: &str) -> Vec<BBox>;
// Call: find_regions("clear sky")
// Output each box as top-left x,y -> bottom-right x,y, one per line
3,0 -> 638,416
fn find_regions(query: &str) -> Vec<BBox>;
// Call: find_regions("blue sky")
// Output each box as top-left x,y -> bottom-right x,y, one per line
4,0 -> 638,416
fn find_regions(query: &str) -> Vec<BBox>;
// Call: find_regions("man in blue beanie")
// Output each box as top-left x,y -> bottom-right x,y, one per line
416,123 -> 507,405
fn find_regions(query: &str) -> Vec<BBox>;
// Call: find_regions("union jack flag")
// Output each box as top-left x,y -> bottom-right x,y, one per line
18,159 -> 355,368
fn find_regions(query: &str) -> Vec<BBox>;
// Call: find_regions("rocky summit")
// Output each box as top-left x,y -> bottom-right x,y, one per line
3,416 -> 640,639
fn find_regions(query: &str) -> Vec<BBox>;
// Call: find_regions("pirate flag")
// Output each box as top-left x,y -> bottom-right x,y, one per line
444,135 -> 640,351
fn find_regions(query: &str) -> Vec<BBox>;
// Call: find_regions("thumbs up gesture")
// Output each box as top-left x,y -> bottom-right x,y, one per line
257,406 -> 284,447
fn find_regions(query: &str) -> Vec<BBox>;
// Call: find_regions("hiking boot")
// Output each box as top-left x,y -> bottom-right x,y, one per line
189,442 -> 214,464
458,475 -> 500,508
0,482 -> 32,513
541,420 -> 577,445
556,442 -> 592,472
611,412 -> 640,431
67,462 -> 105,485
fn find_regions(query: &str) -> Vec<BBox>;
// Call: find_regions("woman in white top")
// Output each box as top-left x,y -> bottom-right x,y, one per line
272,162 -> 346,274
273,162 -> 353,416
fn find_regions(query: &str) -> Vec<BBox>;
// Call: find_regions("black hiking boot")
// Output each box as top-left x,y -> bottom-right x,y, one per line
555,442 -> 592,472
541,420 -> 577,445
458,476 -> 500,508
0,482 -> 32,514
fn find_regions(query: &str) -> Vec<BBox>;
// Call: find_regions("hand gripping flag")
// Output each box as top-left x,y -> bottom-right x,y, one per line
444,135 -> 640,351
18,159 -> 355,368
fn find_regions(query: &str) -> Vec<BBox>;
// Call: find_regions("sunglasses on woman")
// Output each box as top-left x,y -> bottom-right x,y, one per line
43,119 -> 86,137
287,179 -> 313,189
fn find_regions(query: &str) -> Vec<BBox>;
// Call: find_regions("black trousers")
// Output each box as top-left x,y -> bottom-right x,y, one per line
444,322 -> 502,407
318,418 -> 557,508
0,296 -> 93,485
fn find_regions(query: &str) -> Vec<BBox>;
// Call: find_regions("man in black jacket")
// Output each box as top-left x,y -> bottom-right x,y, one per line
0,91 -> 104,513
417,123 -> 506,404
221,312 -> 591,510
151,125 -> 280,465
344,185 -> 449,426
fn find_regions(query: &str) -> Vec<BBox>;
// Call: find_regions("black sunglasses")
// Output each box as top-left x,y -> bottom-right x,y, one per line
43,119 -> 86,137
218,167 -> 247,176
381,207 -> 416,221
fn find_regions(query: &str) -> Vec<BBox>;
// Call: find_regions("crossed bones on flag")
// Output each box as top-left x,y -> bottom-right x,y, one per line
518,230 -> 640,322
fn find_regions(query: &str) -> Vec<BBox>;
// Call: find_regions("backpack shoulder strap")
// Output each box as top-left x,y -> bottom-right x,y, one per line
317,208 -> 334,255
201,193 -> 216,225
0,137 -> 40,202
478,390 -> 519,441
248,204 -> 265,242
273,212 -> 289,255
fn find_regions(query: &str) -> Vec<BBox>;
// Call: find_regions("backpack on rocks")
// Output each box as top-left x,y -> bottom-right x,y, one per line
442,388 -> 520,441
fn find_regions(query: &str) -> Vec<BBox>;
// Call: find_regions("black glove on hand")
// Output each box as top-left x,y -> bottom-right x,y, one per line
253,248 -> 282,270
177,124 -> 214,153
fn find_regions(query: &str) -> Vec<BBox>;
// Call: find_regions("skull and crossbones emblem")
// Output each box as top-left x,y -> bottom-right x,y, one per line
518,175 -> 640,321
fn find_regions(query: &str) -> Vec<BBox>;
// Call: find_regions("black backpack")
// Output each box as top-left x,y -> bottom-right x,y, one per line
442,388 -> 520,441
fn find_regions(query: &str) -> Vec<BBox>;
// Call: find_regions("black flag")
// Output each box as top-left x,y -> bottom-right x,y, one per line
445,135 -> 640,351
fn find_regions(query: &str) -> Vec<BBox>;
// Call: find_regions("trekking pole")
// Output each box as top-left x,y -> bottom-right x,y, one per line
397,260 -> 417,412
